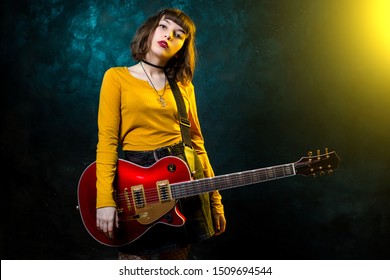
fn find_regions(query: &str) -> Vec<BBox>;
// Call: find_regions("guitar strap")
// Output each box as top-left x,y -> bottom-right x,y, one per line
166,75 -> 204,178
166,76 -> 192,148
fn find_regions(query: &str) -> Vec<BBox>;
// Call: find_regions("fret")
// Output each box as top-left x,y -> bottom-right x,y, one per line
242,171 -> 254,185
266,168 -> 275,179
172,163 -> 296,199
250,170 -> 260,183
274,166 -> 283,177
284,164 -> 294,176
258,170 -> 267,182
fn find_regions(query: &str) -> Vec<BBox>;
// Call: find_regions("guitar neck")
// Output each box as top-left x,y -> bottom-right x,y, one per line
171,163 -> 296,199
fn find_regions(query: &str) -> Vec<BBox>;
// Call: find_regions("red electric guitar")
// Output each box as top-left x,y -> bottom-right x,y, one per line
77,149 -> 340,246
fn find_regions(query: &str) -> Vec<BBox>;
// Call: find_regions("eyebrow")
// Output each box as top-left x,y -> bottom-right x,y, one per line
161,19 -> 186,34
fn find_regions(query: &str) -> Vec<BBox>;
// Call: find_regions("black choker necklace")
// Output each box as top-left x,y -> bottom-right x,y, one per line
141,59 -> 165,69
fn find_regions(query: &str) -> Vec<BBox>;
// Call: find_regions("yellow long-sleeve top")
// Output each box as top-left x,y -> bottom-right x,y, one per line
96,67 -> 223,214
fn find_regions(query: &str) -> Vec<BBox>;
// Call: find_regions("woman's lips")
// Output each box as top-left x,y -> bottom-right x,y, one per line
158,41 -> 168,48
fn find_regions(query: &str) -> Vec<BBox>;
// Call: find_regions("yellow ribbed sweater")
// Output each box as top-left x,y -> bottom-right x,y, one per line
96,67 -> 223,214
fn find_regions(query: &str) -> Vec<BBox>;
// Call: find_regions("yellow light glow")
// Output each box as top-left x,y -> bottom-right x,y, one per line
373,0 -> 390,49
351,0 -> 390,59
342,0 -> 390,92
365,0 -> 390,91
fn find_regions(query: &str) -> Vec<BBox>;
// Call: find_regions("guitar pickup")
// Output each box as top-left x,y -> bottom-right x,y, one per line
131,185 -> 146,209
157,180 -> 173,203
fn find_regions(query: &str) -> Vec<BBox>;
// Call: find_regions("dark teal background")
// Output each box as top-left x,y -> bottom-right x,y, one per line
1,0 -> 389,259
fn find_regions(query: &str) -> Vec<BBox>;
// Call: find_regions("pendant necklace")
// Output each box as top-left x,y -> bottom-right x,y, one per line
140,61 -> 167,107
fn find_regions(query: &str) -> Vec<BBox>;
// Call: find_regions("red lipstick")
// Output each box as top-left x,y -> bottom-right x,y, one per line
158,40 -> 168,49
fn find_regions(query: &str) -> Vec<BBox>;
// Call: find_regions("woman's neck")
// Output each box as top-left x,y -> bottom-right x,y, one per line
141,59 -> 165,69
139,61 -> 165,79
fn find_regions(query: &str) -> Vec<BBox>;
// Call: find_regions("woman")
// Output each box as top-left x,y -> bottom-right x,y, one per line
95,8 -> 226,260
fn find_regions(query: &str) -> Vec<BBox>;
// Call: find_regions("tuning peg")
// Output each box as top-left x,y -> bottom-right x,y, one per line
320,171 -> 325,176
307,151 -> 313,162
328,170 -> 333,175
325,147 -> 329,154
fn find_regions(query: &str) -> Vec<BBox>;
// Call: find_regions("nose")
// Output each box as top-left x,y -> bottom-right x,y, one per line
165,31 -> 173,40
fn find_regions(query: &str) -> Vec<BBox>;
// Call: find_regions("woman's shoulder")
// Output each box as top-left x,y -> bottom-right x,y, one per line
102,66 -> 133,82
177,80 -> 195,94
177,80 -> 194,89
104,66 -> 128,75
176,80 -> 195,100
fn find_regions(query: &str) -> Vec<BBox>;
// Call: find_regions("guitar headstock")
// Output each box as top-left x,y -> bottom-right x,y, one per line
295,148 -> 340,177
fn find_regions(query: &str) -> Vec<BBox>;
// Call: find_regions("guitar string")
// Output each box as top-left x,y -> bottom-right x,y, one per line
114,181 -> 202,201
114,157 -> 328,202
103,155 -> 334,210
114,166 -> 292,204
114,179 -> 213,203
113,175 -> 218,200
114,165 -> 292,201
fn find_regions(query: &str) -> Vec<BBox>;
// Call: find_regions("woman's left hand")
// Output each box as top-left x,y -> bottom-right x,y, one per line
213,213 -> 226,235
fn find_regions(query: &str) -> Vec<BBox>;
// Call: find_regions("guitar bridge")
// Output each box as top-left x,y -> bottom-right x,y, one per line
157,180 -> 173,203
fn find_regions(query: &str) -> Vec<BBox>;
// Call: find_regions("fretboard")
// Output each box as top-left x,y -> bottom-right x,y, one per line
171,163 -> 296,199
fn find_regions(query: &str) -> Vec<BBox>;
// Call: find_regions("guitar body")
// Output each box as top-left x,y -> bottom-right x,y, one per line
77,156 -> 192,247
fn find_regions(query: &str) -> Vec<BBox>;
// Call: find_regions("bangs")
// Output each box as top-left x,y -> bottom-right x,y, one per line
161,10 -> 195,35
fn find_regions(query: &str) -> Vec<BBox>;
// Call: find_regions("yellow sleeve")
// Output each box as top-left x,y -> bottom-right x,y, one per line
95,68 -> 121,208
186,83 -> 224,215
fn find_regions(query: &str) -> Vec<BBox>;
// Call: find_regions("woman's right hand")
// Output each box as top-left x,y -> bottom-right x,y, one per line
96,206 -> 119,239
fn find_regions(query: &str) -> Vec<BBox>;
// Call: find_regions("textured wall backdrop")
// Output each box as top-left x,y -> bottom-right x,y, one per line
1,0 -> 390,259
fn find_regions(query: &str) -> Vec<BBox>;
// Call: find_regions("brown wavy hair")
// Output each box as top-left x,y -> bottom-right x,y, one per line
130,8 -> 197,84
